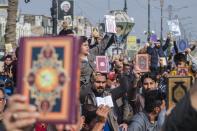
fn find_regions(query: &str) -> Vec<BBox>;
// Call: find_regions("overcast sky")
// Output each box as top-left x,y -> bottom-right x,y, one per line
19,0 -> 197,42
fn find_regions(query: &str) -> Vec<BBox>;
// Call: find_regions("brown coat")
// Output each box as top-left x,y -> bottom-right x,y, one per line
84,90 -> 120,131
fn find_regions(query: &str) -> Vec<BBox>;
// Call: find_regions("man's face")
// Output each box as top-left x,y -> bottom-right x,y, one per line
177,61 -> 186,68
63,4 -> 70,12
5,58 -> 12,65
123,65 -> 130,75
0,90 -> 6,112
154,99 -> 166,116
62,22 -> 67,29
155,42 -> 161,49
80,41 -> 89,56
142,78 -> 156,93
97,37 -> 102,44
106,79 -> 116,89
93,75 -> 106,96
116,65 -> 123,74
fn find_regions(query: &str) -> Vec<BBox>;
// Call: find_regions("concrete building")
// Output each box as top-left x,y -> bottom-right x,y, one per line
20,14 -> 53,35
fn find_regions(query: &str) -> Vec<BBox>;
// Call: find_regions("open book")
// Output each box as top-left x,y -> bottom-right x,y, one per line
96,95 -> 114,107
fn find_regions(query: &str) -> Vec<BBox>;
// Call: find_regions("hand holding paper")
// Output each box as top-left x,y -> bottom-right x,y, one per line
96,95 -> 114,107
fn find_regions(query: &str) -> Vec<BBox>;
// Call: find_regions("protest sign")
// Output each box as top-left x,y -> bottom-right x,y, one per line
168,19 -> 181,36
104,15 -> 116,33
17,36 -> 81,124
5,43 -> 13,52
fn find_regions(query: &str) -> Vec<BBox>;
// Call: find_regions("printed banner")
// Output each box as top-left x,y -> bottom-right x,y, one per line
58,0 -> 74,20
168,19 -> 181,36
127,36 -> 136,51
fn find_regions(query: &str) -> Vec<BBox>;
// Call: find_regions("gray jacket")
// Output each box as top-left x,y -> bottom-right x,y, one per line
80,34 -> 114,85
128,111 -> 159,131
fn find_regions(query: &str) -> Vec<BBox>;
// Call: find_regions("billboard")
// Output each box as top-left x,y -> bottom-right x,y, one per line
127,36 -> 136,51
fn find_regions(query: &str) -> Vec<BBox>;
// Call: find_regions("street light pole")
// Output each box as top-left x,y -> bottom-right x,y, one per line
123,0 -> 127,13
147,0 -> 150,42
160,0 -> 164,43
51,0 -> 58,35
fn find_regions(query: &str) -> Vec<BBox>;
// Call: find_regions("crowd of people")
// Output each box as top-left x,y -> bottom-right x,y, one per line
0,21 -> 197,131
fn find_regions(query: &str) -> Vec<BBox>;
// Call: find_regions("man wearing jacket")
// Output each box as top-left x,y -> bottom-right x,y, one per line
128,90 -> 166,131
83,73 -> 129,131
147,34 -> 171,72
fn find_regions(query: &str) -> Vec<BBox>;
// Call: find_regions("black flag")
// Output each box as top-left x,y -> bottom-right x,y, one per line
58,0 -> 74,20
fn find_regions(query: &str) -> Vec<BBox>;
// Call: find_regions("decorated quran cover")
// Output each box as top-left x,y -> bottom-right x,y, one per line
167,76 -> 192,109
136,54 -> 150,72
96,56 -> 109,73
177,67 -> 188,76
17,36 -> 81,124
177,40 -> 189,52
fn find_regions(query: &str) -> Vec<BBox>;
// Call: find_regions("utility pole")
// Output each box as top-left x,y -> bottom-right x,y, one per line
108,0 -> 110,11
168,5 -> 173,20
123,0 -> 127,13
160,0 -> 164,43
147,0 -> 150,42
51,0 -> 58,35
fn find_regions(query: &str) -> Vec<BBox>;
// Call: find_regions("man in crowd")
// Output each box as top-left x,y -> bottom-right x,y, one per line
59,21 -> 69,36
80,34 -> 115,104
147,34 -> 171,72
83,72 -> 129,131
128,71 -> 158,114
0,88 -> 6,130
128,90 -> 166,131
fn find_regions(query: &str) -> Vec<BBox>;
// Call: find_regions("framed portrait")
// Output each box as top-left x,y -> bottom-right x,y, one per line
136,54 -> 150,72
17,36 -> 81,124
159,57 -> 167,66
167,76 -> 192,109
177,67 -> 188,76
96,56 -> 109,73
58,0 -> 74,20
64,15 -> 72,26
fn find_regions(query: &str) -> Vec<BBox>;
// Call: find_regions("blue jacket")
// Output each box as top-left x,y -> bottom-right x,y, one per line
147,39 -> 170,70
